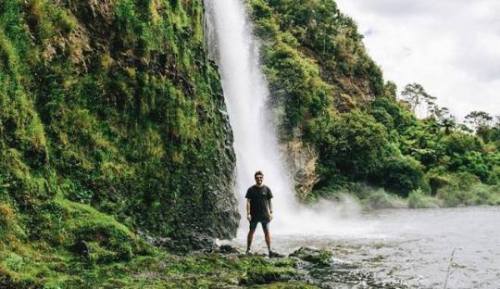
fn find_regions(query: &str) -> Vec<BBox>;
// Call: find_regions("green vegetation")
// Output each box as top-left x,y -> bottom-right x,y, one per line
1,0 -> 239,238
0,0 -> 243,287
1,0 -> 499,287
0,241 -> 320,288
248,0 -> 500,206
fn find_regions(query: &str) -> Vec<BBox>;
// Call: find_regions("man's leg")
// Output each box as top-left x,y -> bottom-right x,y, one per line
246,221 -> 257,253
262,221 -> 271,254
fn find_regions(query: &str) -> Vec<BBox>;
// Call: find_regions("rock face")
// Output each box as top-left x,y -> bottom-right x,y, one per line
0,0 -> 239,252
285,139 -> 319,201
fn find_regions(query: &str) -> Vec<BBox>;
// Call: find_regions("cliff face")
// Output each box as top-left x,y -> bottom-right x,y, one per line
0,0 -> 239,261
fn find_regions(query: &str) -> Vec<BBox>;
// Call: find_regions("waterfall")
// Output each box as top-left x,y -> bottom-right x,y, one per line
204,0 -> 367,238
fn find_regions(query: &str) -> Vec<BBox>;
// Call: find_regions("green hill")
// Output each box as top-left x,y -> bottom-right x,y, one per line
248,0 -> 500,204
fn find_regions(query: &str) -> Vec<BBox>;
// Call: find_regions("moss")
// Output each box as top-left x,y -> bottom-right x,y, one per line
1,0 -> 238,243
1,0 -> 239,285
0,248 -> 317,289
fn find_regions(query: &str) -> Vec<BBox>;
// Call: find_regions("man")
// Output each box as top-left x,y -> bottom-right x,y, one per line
245,170 -> 276,257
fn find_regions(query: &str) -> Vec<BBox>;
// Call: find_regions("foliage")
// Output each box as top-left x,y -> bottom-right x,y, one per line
1,0 -> 241,286
0,243 -> 319,289
310,111 -> 389,184
248,0 -> 500,203
401,83 -> 436,115
408,189 -> 440,209
1,0 -> 239,241
376,156 -> 427,197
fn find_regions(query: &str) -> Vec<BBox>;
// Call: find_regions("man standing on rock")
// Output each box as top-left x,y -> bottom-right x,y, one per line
245,170 -> 277,257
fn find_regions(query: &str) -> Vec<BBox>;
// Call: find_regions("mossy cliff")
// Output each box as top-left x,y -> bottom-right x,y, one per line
0,0 -> 239,281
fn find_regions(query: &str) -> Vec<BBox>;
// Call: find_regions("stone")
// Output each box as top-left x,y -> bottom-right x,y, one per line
290,247 -> 333,267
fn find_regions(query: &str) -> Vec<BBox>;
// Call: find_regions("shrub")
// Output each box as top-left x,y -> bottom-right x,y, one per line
377,156 -> 426,197
363,188 -> 406,210
314,111 -> 390,184
408,189 -> 440,209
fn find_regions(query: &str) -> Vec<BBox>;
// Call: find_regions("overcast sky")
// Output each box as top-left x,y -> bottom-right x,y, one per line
335,0 -> 500,121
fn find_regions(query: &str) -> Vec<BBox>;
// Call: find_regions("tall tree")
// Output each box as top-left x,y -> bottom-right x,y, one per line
401,83 -> 436,116
465,111 -> 493,131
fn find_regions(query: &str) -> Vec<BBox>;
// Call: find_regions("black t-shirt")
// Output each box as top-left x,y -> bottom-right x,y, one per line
245,185 -> 273,220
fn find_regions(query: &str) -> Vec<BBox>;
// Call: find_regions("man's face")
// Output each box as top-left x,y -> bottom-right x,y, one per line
255,175 -> 263,186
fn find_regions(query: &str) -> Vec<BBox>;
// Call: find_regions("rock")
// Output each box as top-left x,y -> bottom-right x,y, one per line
137,230 -> 172,248
269,250 -> 285,258
290,247 -> 333,267
140,229 -> 219,253
164,233 -> 218,253
217,244 -> 240,254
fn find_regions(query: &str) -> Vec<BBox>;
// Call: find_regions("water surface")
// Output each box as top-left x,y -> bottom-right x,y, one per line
228,207 -> 500,289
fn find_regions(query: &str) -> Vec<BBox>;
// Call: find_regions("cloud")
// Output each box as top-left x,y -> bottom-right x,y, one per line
336,0 -> 500,120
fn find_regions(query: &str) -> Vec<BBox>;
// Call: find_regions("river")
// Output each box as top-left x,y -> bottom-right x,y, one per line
226,206 -> 500,289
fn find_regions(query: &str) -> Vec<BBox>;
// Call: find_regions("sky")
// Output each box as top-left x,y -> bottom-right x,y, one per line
335,0 -> 500,121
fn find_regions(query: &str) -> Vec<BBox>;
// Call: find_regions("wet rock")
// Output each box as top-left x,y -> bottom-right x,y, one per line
168,233 -> 218,253
290,247 -> 333,267
137,230 -> 172,248
269,250 -> 285,258
142,231 -> 218,253
217,244 -> 240,254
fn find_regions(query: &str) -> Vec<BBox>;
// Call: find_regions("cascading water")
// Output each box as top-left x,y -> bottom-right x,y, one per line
204,0 -> 370,238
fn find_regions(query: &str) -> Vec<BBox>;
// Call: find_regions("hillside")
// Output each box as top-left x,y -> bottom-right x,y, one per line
248,0 -> 500,205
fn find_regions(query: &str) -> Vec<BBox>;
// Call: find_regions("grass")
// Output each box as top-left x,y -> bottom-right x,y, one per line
0,240 -> 319,289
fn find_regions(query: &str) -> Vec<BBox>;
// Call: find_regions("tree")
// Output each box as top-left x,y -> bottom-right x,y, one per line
429,105 -> 456,134
401,83 -> 436,116
465,111 -> 493,131
440,116 -> 456,135
430,105 -> 449,120
314,111 -> 390,183
384,81 -> 397,99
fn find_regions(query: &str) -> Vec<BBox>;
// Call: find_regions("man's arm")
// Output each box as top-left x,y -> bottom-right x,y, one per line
267,187 -> 273,219
246,198 -> 251,221
268,199 -> 273,220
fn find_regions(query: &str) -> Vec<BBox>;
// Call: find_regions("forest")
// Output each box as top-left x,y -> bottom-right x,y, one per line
248,0 -> 499,207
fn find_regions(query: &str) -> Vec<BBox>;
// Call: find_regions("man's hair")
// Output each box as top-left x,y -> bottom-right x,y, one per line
254,170 -> 264,178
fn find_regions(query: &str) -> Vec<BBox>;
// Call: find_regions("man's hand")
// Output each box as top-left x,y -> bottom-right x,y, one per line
268,212 -> 273,221
247,214 -> 252,222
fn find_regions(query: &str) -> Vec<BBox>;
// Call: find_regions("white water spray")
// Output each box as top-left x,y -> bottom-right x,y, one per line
204,0 -> 373,238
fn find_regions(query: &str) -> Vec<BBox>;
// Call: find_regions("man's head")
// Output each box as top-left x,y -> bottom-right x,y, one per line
254,170 -> 264,186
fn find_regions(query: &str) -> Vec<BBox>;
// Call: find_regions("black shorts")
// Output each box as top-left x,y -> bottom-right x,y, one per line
249,218 -> 270,231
